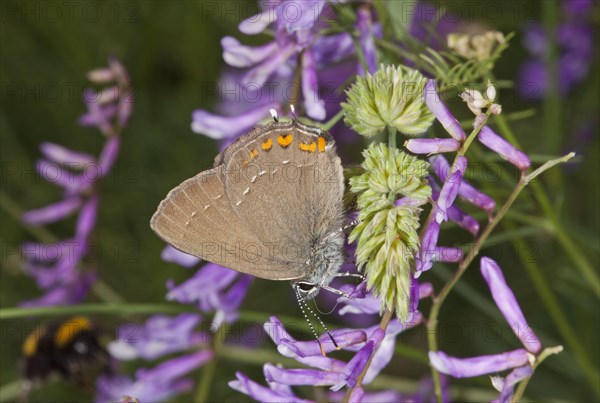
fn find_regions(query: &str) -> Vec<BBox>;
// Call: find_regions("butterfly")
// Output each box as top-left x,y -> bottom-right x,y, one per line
151,114 -> 351,302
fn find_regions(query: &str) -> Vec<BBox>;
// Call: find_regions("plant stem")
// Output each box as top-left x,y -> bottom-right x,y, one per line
323,109 -> 345,131
194,324 -> 227,402
343,308 -> 394,402
0,304 -> 190,319
388,126 -> 397,149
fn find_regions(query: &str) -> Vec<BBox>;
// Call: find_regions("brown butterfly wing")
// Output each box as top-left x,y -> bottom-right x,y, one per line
150,164 -> 304,280
219,121 -> 345,273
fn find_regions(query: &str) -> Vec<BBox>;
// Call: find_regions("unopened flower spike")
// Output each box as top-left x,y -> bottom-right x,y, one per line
349,143 -> 431,320
342,65 -> 434,137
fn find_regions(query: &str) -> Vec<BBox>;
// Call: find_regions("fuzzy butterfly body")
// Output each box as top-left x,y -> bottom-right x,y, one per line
151,119 -> 345,300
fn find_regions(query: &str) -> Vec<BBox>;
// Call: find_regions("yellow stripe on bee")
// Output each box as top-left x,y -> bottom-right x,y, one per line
299,141 -> 317,153
261,139 -> 273,151
318,136 -> 327,152
55,316 -> 91,348
277,134 -> 293,147
22,326 -> 46,357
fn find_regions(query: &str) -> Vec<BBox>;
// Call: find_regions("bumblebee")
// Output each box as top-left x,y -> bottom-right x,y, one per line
20,316 -> 110,395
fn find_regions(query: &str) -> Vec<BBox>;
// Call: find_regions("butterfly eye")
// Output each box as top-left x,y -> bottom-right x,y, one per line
296,282 -> 316,292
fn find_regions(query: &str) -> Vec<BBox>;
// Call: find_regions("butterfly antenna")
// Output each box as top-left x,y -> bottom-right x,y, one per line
295,290 -> 325,356
301,296 -> 340,352
269,108 -> 279,123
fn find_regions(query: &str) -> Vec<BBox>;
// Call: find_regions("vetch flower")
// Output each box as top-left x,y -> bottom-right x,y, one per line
356,5 -> 378,75
108,313 -> 207,361
349,143 -> 431,319
96,350 -> 213,402
428,176 -> 480,236
165,257 -> 253,330
404,138 -> 461,154
478,126 -> 531,171
231,315 -> 422,400
480,257 -> 541,353
429,257 -> 562,402
429,349 -> 531,378
20,59 -> 131,307
423,79 -> 466,141
429,154 -> 496,214
342,65 -> 434,137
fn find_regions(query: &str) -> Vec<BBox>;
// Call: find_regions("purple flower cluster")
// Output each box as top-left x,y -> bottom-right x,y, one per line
429,257 -> 546,402
20,58 -> 132,307
229,280 -> 433,401
409,80 -> 522,276
163,246 -> 253,330
191,0 -> 375,143
96,313 -> 212,401
518,0 -> 596,99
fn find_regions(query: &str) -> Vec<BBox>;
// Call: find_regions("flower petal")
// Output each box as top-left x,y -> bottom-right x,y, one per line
480,257 -> 542,353
423,80 -> 466,141
478,126 -> 531,170
428,349 -> 529,378
22,196 -> 83,225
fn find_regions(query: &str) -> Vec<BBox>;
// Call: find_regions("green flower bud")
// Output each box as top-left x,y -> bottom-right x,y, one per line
342,65 -> 434,137
349,143 -> 431,320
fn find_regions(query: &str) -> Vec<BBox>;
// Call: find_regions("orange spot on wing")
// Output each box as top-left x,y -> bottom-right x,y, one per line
318,136 -> 327,152
262,139 -> 273,151
299,141 -> 317,152
249,149 -> 258,159
277,134 -> 293,147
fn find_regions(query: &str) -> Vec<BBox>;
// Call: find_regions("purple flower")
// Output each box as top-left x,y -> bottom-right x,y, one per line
491,365 -> 533,403
435,156 -> 467,223
96,351 -> 212,402
356,6 -> 377,75
108,313 -> 207,361
22,196 -> 83,225
519,19 -> 595,99
20,271 -> 96,307
428,176 -> 480,236
415,220 -> 440,276
423,80 -> 466,141
166,261 -> 253,330
404,138 -> 461,154
429,257 -> 549,402
429,349 -> 530,378
232,312 -> 422,400
430,154 -> 496,214
191,102 -> 279,140
480,257 -> 541,353
20,59 -> 132,307
478,126 -> 531,171
161,245 -> 201,268
39,141 -> 96,168
229,372 -> 312,403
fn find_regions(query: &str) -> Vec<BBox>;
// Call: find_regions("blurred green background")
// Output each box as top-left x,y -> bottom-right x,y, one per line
1,0 -> 598,401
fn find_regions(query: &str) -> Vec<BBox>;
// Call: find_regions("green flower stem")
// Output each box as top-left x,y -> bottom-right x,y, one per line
458,110 -> 492,156
388,125 -> 397,149
0,304 -> 190,319
494,114 -> 600,297
428,153 -> 575,402
194,324 -> 227,402
323,109 -> 345,131
343,308 -> 395,403
512,346 -> 564,402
